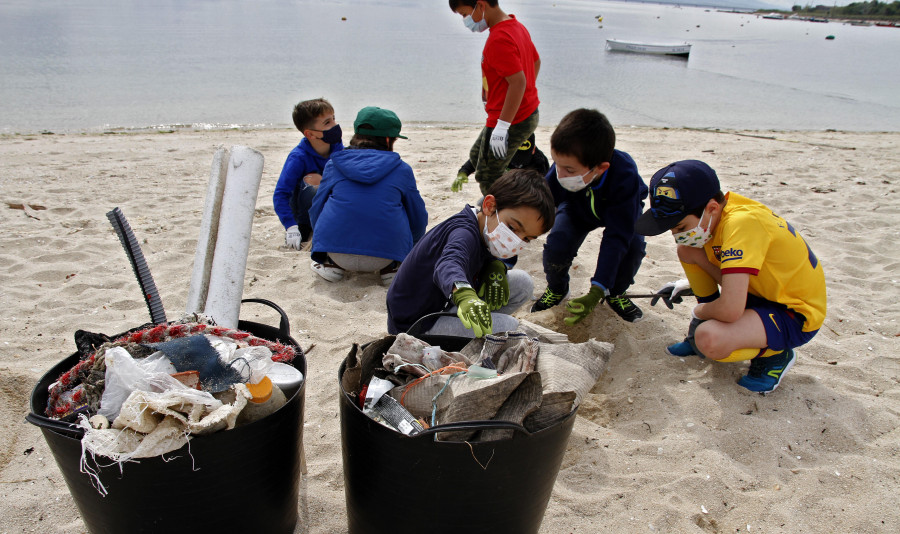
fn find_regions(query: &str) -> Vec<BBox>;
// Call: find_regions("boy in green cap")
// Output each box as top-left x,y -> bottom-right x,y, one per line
309,107 -> 427,285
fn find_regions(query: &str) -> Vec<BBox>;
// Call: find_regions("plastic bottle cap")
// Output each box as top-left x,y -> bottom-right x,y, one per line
267,362 -> 304,390
247,376 -> 273,403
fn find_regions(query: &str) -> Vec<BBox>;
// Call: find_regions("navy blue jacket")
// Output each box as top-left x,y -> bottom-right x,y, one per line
546,149 -> 648,289
273,138 -> 343,229
310,148 -> 427,263
386,206 -> 493,334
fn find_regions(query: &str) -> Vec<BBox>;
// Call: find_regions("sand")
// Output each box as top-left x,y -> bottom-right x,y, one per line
1,125 -> 899,533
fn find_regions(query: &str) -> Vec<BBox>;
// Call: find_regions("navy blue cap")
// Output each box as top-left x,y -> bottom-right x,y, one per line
634,160 -> 721,236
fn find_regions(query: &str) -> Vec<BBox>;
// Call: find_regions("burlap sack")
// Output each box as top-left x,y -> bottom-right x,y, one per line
80,383 -> 250,461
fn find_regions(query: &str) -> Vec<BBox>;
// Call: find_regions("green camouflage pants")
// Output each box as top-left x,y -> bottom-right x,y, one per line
469,109 -> 540,195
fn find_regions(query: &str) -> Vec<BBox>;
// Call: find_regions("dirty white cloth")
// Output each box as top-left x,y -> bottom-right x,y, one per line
81,383 -> 250,462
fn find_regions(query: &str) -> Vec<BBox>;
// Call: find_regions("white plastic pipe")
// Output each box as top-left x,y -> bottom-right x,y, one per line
203,146 -> 264,328
185,147 -> 228,315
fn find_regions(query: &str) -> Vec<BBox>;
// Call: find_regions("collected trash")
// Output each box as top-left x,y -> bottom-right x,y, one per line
25,149 -> 304,533
339,329 -> 608,534
342,331 -> 611,442
43,315 -> 302,467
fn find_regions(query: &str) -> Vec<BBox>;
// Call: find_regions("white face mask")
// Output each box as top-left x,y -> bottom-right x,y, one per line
483,212 -> 526,259
463,5 -> 488,32
673,210 -> 713,248
556,166 -> 595,192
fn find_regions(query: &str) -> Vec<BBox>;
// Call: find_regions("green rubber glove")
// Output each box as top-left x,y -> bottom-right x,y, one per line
451,171 -> 468,193
564,285 -> 609,326
453,287 -> 493,337
477,260 -> 509,311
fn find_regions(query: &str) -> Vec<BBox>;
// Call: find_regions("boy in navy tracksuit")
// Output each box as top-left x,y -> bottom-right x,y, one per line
272,98 -> 344,249
387,169 -> 556,338
531,108 -> 648,324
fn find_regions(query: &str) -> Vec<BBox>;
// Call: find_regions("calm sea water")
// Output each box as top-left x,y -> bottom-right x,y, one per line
1,0 -> 898,133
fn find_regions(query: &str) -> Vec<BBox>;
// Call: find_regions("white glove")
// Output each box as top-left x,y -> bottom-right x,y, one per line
490,120 -> 511,159
651,279 -> 693,309
285,225 -> 302,250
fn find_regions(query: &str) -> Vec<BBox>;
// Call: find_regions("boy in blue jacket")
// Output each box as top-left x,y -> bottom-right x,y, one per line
272,98 -> 343,249
387,168 -> 555,338
309,107 -> 428,286
531,108 -> 649,323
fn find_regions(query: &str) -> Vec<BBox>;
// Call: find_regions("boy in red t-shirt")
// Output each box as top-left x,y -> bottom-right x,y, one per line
449,0 -> 541,195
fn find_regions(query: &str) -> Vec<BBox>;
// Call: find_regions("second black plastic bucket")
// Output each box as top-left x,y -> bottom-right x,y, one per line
25,300 -> 306,534
338,334 -> 576,534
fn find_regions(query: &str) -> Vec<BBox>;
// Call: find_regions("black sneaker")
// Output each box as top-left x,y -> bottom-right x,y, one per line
606,295 -> 643,323
531,287 -> 568,312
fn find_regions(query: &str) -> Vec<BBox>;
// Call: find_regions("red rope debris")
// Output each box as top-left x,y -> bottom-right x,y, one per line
45,322 -> 298,417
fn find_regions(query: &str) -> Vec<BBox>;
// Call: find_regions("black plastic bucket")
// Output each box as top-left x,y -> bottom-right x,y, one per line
338,333 -> 576,534
25,299 -> 306,534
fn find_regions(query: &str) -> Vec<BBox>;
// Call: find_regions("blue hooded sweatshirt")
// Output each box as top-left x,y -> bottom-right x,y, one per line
309,148 -> 428,263
272,138 -> 343,229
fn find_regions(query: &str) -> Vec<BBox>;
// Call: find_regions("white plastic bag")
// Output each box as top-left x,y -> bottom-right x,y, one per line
98,347 -> 188,422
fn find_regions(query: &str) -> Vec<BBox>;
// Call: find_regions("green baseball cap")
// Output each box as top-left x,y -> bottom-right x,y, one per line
353,106 -> 407,139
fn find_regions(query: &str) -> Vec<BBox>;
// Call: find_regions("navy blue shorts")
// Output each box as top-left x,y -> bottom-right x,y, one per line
747,294 -> 818,351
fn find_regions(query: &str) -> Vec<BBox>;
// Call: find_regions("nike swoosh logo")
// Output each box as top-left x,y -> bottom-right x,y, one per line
769,313 -> 781,332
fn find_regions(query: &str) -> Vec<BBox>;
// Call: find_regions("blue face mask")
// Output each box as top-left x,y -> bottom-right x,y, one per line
464,5 -> 488,33
315,124 -> 342,145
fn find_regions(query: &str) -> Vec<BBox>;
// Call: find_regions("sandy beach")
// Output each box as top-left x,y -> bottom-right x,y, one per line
1,125 -> 899,533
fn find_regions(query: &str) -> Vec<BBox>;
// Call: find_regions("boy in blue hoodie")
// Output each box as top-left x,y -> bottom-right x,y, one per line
273,98 -> 344,249
309,107 -> 428,286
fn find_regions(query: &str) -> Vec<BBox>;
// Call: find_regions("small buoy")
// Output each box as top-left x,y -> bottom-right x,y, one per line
341,16 -> 347,21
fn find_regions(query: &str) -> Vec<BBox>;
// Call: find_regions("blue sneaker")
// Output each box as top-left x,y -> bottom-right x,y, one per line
737,349 -> 796,394
665,341 -> 701,358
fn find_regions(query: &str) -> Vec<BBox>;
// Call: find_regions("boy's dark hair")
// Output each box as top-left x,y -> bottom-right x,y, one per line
687,191 -> 726,218
292,98 -> 334,132
449,0 -> 498,11
349,133 -> 394,151
550,108 -> 615,170
487,169 -> 556,233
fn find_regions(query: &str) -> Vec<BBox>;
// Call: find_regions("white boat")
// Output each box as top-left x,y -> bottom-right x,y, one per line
605,39 -> 691,57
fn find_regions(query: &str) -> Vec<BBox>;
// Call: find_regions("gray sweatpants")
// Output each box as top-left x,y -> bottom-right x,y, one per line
423,269 -> 534,338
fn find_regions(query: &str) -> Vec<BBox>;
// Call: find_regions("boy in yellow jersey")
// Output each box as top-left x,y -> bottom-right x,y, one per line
635,160 -> 826,394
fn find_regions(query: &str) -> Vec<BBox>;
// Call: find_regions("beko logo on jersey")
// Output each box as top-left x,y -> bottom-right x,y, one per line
719,248 -> 744,262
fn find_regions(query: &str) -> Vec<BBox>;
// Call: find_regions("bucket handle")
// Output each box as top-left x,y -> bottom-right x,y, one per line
406,311 -> 458,338
240,298 -> 291,338
415,419 -> 532,438
24,412 -> 85,437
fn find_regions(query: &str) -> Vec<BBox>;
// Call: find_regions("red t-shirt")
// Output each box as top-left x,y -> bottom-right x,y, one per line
482,15 -> 540,127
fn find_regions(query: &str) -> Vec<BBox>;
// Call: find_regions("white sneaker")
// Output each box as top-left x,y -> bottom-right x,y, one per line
310,260 -> 344,282
379,262 -> 400,286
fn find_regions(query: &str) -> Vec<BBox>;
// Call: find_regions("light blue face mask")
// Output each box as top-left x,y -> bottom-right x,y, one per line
464,5 -> 488,33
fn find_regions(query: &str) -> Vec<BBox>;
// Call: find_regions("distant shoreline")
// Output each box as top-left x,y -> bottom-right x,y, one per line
610,0 -> 755,13
3,122 -> 898,139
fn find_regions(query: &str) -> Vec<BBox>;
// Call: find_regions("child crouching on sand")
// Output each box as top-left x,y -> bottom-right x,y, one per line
636,160 -> 826,394
386,168 -> 555,338
309,106 -> 427,285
